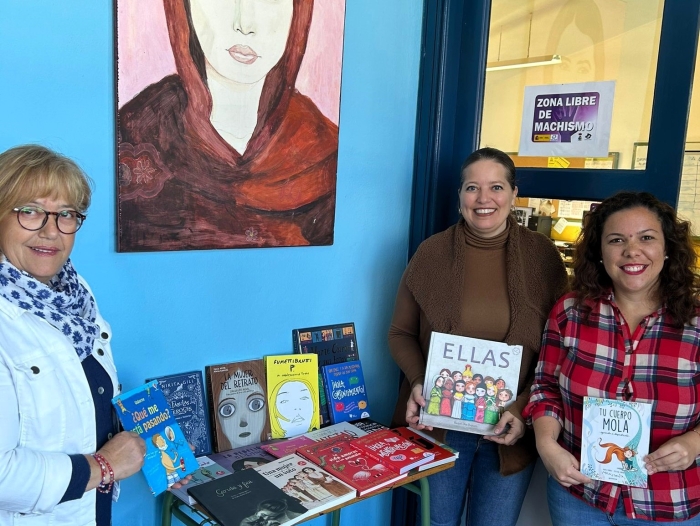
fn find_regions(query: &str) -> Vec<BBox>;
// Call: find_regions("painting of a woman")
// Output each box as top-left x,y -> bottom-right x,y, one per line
117,0 -> 343,251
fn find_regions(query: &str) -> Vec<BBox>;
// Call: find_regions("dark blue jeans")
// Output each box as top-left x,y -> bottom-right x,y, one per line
426,431 -> 535,526
548,476 -> 700,526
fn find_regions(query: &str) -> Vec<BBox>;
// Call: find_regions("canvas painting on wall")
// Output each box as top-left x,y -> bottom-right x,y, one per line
116,0 -> 346,251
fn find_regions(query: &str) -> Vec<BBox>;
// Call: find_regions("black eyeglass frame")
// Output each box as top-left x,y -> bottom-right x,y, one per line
11,206 -> 87,235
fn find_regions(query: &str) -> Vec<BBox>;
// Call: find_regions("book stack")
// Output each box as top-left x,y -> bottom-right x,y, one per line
296,434 -> 407,496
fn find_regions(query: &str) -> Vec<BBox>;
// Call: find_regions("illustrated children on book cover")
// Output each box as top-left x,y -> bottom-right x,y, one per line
205,359 -> 271,452
419,332 -> 523,435
579,397 -> 652,488
266,355 -> 321,439
112,380 -> 198,495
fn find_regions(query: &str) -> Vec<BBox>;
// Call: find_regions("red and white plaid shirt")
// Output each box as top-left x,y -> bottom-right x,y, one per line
524,292 -> 700,522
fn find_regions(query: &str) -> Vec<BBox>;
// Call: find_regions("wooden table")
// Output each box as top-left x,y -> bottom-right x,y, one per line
161,461 -> 455,526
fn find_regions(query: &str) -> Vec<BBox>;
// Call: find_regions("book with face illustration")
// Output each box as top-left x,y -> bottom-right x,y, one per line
265,354 -> 321,439
254,453 -> 355,514
419,332 -> 523,435
205,359 -> 271,453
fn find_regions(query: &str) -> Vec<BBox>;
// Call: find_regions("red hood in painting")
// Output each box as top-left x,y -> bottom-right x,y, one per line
117,0 -> 339,251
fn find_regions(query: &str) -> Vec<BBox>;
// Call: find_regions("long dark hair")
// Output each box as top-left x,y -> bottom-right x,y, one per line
573,191 -> 700,325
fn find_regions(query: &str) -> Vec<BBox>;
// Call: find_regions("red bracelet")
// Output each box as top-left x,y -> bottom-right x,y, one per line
93,453 -> 114,494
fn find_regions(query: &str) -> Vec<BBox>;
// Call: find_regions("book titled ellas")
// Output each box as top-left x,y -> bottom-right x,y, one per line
147,370 -> 212,456
169,456 -> 231,506
205,359 -> 271,452
293,322 -> 359,426
296,435 -> 406,496
580,396 -> 652,488
322,360 -> 371,424
419,332 -> 523,436
112,380 -> 198,495
254,454 -> 355,514
350,429 -> 434,474
265,354 -> 320,439
188,468 -> 308,526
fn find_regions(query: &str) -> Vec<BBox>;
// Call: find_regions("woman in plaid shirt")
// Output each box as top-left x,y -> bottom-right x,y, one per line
525,191 -> 700,524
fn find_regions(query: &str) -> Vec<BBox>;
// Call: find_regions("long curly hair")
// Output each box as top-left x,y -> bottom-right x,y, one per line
572,191 -> 700,325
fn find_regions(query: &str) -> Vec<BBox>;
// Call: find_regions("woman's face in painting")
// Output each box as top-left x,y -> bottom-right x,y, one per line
275,380 -> 314,434
465,383 -> 476,395
475,386 -> 486,398
190,0 -> 294,85
218,378 -> 266,447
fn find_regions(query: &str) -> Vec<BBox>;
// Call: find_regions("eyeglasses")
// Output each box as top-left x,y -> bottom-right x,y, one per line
12,206 -> 86,234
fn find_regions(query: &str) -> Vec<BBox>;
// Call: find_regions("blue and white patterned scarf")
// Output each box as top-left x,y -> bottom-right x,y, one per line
0,258 -> 98,361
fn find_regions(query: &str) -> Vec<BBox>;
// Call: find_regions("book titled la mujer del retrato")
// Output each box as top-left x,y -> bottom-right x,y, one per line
580,397 -> 652,488
419,332 -> 523,435
112,380 -> 198,495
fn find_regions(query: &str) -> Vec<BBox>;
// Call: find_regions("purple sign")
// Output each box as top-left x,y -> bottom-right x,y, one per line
531,91 -> 600,144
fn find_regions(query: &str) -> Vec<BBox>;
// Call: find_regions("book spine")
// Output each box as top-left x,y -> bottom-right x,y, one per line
322,369 -> 335,424
204,367 -> 220,453
292,329 -> 302,354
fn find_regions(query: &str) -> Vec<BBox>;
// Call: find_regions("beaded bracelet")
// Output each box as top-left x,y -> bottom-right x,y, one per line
691,427 -> 700,440
93,453 -> 114,494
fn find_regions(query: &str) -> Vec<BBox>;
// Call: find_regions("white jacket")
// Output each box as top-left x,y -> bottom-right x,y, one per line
0,278 -> 119,526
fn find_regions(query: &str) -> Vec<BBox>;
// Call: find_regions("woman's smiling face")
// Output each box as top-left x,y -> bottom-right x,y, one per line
601,206 -> 666,303
459,159 -> 517,238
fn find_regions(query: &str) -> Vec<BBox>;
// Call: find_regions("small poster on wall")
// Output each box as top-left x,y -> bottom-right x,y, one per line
518,81 -> 615,158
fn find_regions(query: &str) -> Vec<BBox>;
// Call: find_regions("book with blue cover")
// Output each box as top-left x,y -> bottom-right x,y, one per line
322,360 -> 371,424
147,370 -> 212,456
293,322 -> 359,426
112,380 -> 198,495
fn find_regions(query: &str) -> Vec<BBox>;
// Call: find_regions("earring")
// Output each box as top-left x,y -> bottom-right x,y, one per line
664,255 -> 669,260
599,260 -> 603,263
458,207 -> 462,215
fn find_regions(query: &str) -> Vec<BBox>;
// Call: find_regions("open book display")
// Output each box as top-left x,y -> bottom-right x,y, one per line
419,332 -> 523,435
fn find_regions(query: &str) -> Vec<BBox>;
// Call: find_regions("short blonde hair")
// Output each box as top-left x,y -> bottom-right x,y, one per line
0,145 -> 92,222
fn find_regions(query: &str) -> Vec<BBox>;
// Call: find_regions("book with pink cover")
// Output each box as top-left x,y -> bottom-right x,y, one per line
261,436 -> 316,458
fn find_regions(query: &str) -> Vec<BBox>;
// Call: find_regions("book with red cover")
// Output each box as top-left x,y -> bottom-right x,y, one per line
260,436 -> 316,458
387,427 -> 458,471
349,429 -> 435,474
296,435 -> 406,496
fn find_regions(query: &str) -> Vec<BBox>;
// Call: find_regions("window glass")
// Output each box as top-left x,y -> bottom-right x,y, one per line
679,46 -> 700,234
480,0 -> 664,170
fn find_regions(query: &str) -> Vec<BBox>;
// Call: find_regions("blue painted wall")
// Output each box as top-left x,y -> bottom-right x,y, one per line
0,1 -> 423,524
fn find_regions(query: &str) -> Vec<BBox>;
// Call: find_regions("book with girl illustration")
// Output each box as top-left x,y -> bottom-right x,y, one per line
418,332 -> 523,435
579,396 -> 652,488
